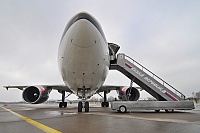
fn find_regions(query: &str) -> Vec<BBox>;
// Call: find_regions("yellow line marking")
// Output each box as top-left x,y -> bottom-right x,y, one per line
1,106 -> 62,133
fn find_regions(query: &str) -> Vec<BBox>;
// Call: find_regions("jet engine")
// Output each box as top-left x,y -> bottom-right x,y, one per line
22,86 -> 51,104
118,87 -> 140,101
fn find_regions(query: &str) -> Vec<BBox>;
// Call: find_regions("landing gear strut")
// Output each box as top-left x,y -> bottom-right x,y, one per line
101,91 -> 109,107
59,91 -> 67,108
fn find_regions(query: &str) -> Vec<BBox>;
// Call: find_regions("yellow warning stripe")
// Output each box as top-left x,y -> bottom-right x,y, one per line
1,106 -> 62,133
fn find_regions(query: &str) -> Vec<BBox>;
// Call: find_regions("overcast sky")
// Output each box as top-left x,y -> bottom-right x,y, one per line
0,0 -> 200,102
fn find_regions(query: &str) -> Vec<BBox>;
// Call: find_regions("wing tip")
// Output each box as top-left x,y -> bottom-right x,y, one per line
3,86 -> 9,90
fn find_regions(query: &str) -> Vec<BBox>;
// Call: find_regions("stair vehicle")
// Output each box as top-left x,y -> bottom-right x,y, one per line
110,53 -> 195,113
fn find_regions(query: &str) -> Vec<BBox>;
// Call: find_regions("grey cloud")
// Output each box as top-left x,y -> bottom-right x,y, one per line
1,1 -> 200,101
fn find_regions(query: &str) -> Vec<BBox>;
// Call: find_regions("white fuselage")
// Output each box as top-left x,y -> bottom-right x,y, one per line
58,13 -> 110,99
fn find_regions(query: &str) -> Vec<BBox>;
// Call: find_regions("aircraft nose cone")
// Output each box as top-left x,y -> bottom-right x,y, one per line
71,19 -> 96,48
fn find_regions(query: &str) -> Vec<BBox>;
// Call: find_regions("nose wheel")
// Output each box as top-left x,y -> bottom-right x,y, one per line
85,101 -> 89,112
78,101 -> 89,112
78,101 -> 83,112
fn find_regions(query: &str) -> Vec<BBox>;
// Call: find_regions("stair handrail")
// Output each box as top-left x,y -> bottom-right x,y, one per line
124,54 -> 186,100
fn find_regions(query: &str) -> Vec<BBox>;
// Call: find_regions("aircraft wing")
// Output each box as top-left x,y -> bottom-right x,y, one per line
4,85 -> 26,90
3,85 -> 73,93
97,85 -> 124,93
97,85 -> 142,93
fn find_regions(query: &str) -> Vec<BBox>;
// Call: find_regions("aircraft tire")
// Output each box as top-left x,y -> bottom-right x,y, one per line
101,102 -> 108,107
155,110 -> 160,113
85,101 -> 89,112
64,102 -> 67,108
59,102 -> 63,108
165,109 -> 174,113
78,101 -> 82,112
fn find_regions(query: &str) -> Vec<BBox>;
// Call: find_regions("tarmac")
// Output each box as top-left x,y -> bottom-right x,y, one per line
0,103 -> 200,133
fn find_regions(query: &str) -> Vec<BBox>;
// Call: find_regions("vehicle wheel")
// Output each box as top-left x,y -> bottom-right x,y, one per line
59,102 -> 63,108
64,102 -> 67,108
165,109 -> 174,113
78,101 -> 82,112
85,101 -> 89,112
119,105 -> 127,113
155,110 -> 160,113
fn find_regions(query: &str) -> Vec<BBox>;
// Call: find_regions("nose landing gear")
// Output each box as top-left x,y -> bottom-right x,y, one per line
77,87 -> 90,112
78,101 -> 89,112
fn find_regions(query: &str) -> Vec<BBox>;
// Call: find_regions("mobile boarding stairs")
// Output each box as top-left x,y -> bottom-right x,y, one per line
110,53 -> 194,112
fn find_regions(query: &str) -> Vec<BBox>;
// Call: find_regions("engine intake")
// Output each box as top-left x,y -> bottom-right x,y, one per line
22,86 -> 51,104
118,87 -> 140,101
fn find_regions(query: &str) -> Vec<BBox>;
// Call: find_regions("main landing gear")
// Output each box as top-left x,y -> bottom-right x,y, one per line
78,101 -> 89,112
101,91 -> 109,107
59,91 -> 67,108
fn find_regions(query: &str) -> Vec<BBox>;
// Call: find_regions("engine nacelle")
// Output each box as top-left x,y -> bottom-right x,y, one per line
118,87 -> 140,101
22,86 -> 51,104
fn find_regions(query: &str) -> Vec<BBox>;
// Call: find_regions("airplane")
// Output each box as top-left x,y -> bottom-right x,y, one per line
4,12 -> 140,112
